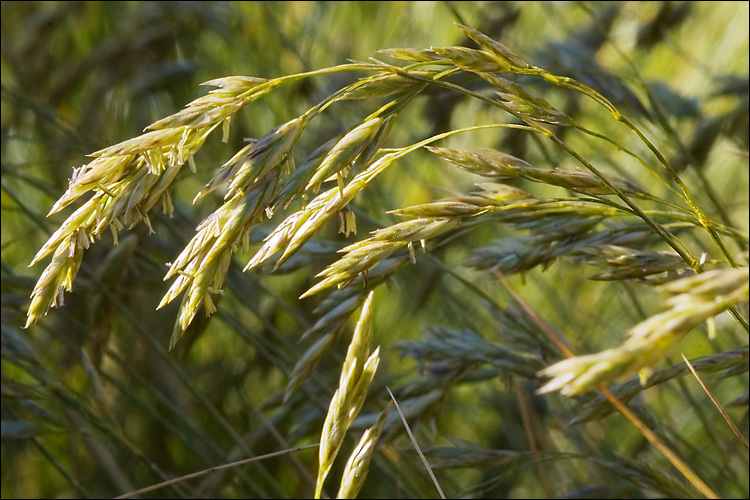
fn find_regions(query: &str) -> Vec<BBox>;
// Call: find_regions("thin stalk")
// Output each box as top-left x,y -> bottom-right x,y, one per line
616,115 -> 737,268
682,354 -> 749,450
599,386 -> 719,499
515,384 -> 553,498
386,386 -> 446,499
113,444 -> 320,499
30,435 -> 93,499
574,124 -> 685,201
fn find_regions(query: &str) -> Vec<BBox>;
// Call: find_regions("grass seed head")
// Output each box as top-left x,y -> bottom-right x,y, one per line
316,292 -> 379,498
539,267 -> 749,395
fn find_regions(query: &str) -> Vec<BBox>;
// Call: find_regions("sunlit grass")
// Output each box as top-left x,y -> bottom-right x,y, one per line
2,2 -> 748,498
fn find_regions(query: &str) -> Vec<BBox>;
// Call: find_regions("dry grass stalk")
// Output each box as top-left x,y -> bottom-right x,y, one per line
386,386 -> 446,499
681,353 -> 749,449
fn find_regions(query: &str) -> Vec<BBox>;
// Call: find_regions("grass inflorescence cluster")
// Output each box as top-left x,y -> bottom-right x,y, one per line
5,3 -> 748,498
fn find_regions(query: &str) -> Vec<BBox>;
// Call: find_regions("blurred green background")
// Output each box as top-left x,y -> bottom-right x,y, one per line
1,2 -> 748,498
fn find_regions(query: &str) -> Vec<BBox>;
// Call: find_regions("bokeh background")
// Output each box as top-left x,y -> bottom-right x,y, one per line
2,2 -> 748,498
